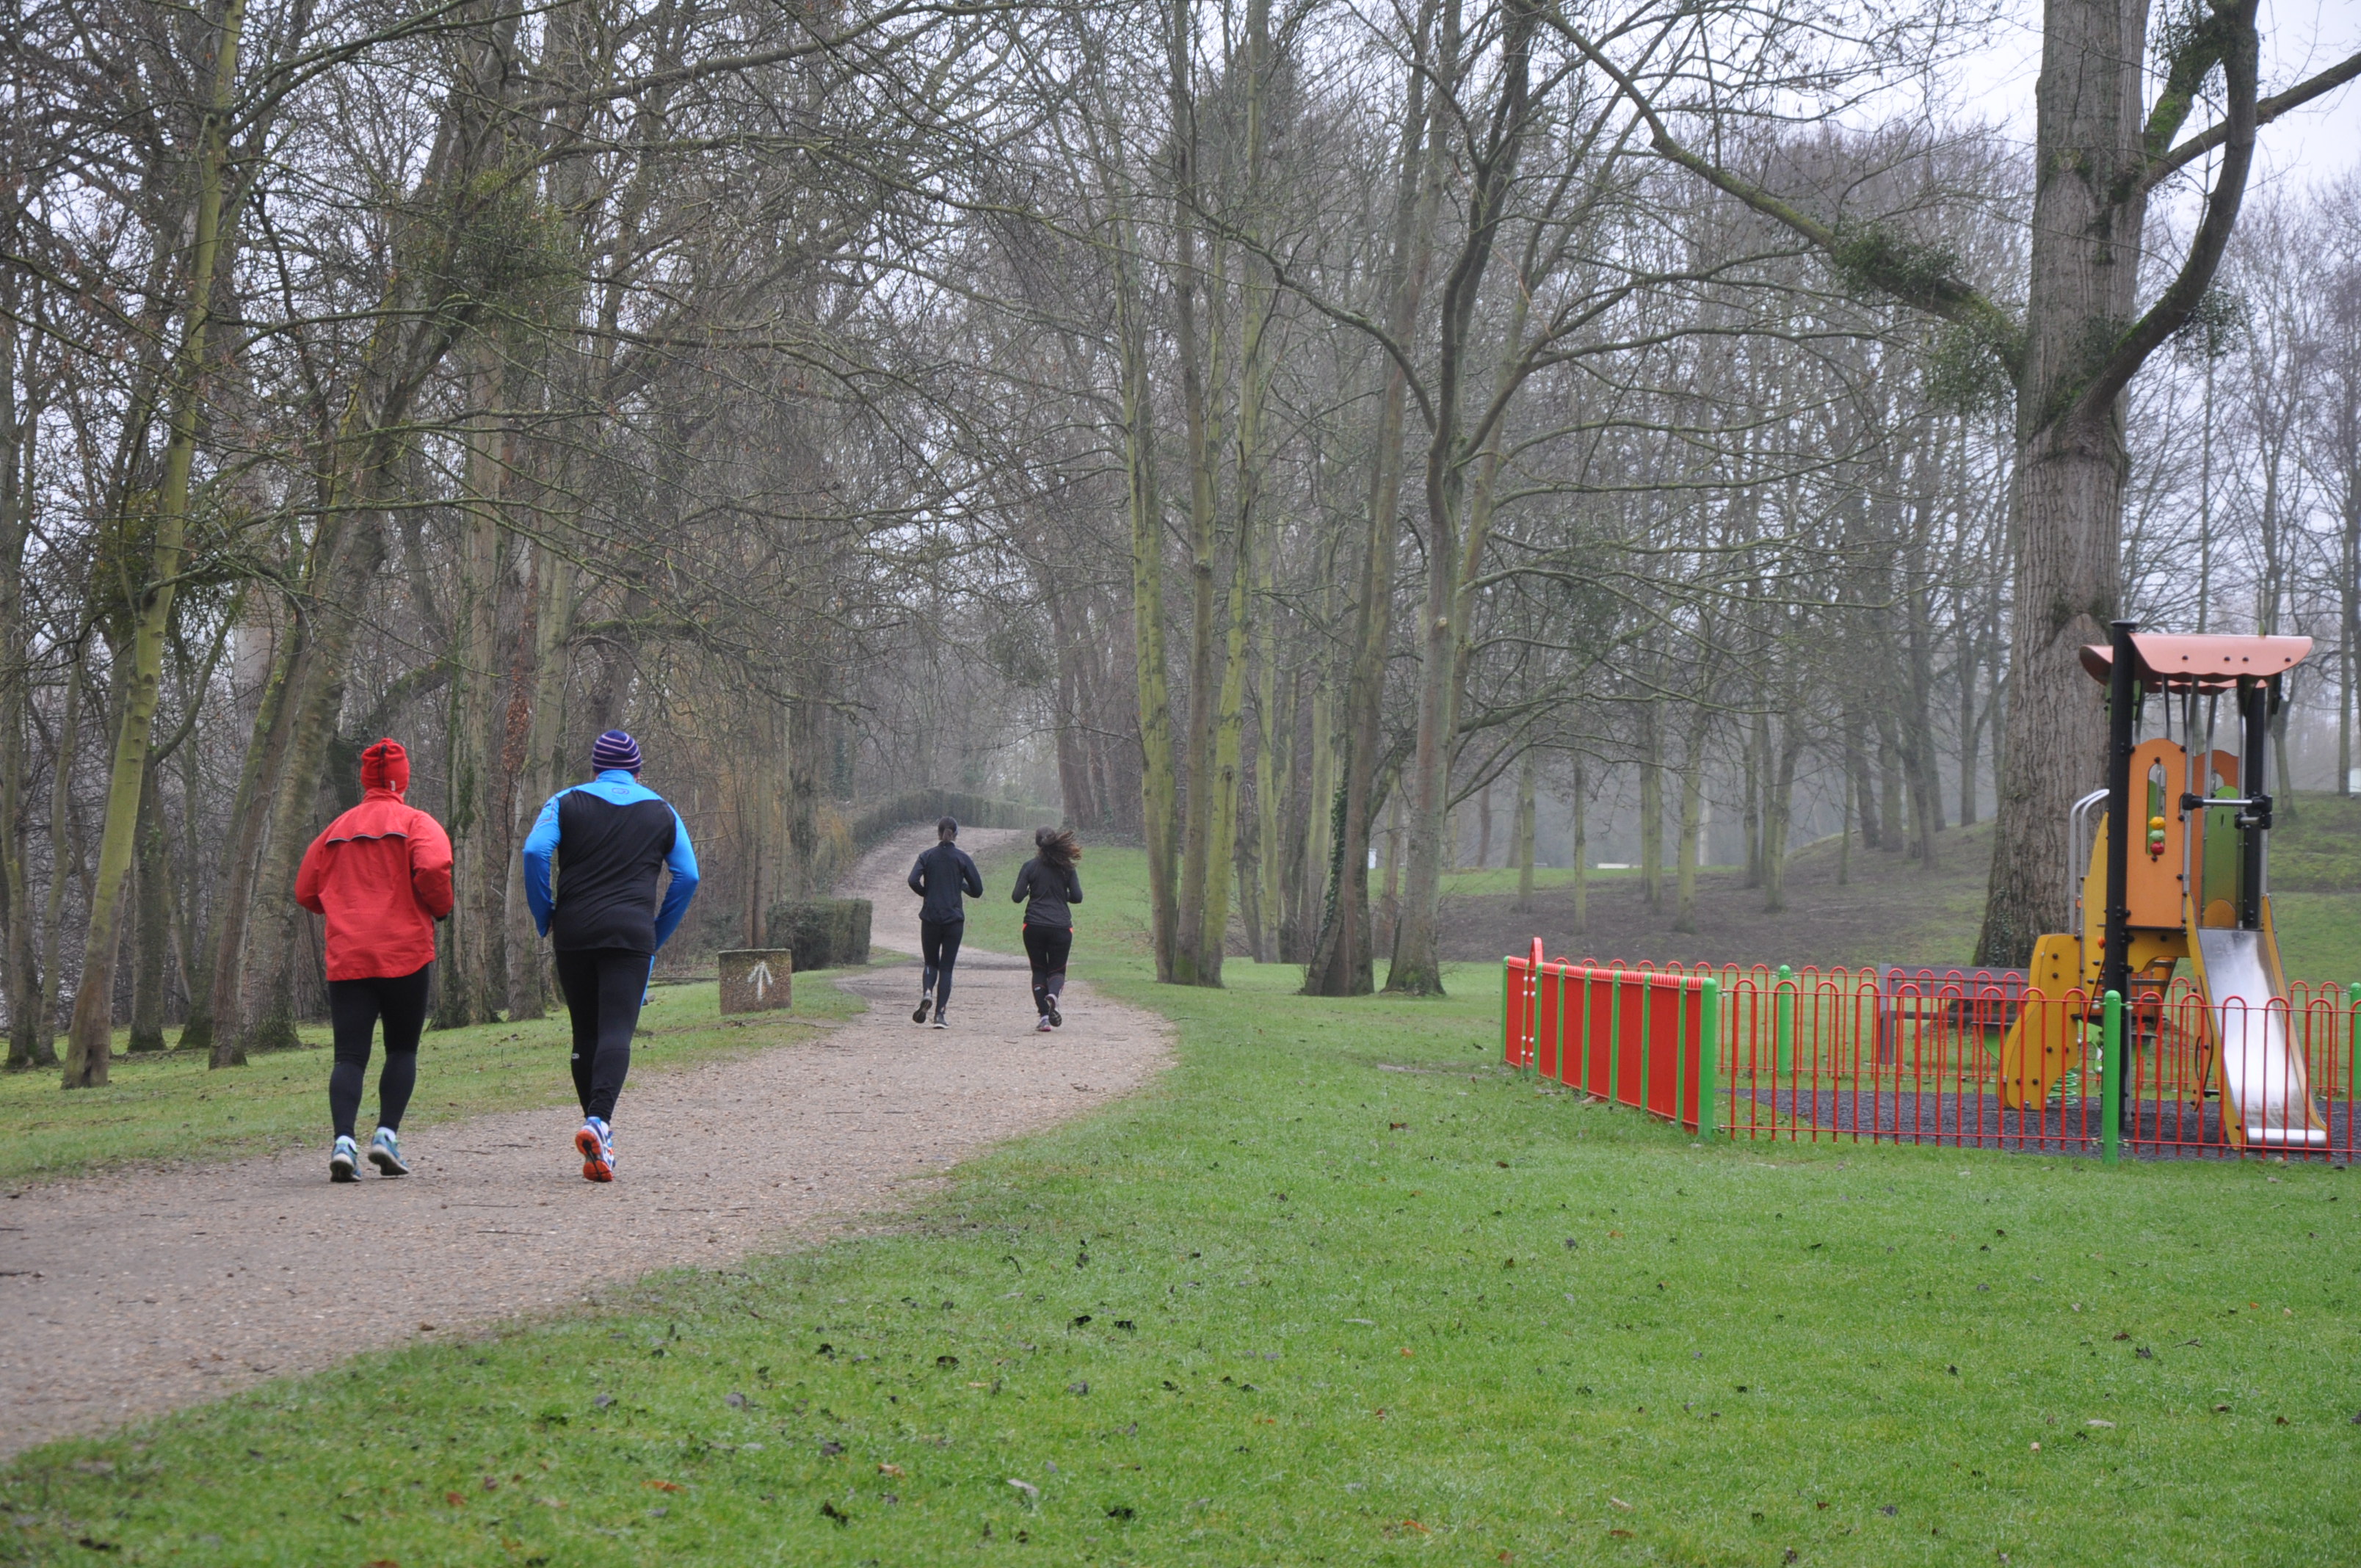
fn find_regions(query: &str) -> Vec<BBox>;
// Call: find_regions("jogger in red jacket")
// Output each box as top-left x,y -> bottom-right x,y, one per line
294,738 -> 454,1182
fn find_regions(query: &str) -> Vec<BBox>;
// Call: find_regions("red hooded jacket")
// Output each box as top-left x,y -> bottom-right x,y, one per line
294,740 -> 454,981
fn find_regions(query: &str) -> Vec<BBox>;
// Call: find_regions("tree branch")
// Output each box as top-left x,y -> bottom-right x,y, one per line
2072,0 -> 2261,423
2136,46 -> 2361,198
1544,14 -> 2024,380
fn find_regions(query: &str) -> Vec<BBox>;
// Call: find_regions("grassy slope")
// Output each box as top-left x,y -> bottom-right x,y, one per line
0,978 -> 862,1190
4,852 -> 2355,1566
1445,794 -> 2361,985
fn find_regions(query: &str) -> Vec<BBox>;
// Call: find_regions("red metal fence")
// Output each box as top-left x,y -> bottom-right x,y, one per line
1504,949 -> 2361,1163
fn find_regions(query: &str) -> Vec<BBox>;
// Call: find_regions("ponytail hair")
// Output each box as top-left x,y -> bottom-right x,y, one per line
1035,825 -> 1081,868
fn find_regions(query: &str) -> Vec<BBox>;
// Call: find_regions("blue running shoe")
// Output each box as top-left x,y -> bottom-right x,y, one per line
330,1135 -> 360,1183
368,1126 -> 409,1177
575,1117 -> 615,1183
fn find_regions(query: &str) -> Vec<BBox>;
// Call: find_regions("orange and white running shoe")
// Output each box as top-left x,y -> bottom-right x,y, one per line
575,1117 -> 615,1182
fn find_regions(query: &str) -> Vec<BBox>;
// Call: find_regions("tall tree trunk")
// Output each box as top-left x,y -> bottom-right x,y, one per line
434,353 -> 509,1028
1672,711 -> 1708,934
195,606 -> 300,1066
0,315 -> 40,1067
126,765 -> 171,1051
505,540 -> 576,1020
61,0 -> 249,1087
1568,759 -> 1588,937
1382,0 -> 1537,998
1107,166 -> 1180,981
1763,719 -> 1800,913
1302,0 -> 1441,996
1744,707 -> 1766,889
1639,703 -> 1664,911
1510,749 -> 1537,912
32,664 -> 84,1069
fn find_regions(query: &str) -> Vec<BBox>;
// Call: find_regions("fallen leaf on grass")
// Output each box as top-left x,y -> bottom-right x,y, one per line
1609,1497 -> 1634,1511
878,1464 -> 904,1477
645,1481 -> 685,1493
2086,1419 -> 2114,1429
1008,1478 -> 1040,1503
444,1492 -> 465,1506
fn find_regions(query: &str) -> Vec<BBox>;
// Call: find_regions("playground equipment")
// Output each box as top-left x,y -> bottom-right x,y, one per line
1996,623 -> 2325,1149
1504,623 -> 2355,1160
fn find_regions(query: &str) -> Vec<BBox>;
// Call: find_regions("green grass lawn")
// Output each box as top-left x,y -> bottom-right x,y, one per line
4,852 -> 2354,1565
0,976 -> 862,1190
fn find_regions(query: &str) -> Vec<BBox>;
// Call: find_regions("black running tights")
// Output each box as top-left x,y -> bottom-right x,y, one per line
920,917 -> 965,1013
1022,923 -> 1072,1019
554,948 -> 650,1124
327,964 -> 432,1139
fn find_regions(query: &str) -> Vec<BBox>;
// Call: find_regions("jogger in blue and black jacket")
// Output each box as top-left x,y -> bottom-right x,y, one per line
523,729 -> 698,1182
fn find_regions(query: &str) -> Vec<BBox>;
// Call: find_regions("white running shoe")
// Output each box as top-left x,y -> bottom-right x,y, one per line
576,1117 -> 615,1182
1048,1003 -> 1063,1028
330,1135 -> 360,1183
1036,1017 -> 1054,1033
368,1126 -> 409,1177
913,992 -> 932,1024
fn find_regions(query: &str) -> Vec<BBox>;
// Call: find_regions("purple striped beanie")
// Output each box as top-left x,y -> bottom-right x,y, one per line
592,729 -> 642,774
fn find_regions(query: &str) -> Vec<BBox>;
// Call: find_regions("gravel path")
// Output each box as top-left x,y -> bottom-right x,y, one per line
0,824 -> 1167,1459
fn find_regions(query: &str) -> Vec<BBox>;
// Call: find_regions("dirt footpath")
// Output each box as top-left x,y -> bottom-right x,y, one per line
0,824 -> 1167,1460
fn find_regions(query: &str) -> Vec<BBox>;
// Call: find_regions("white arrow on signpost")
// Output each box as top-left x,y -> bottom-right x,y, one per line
747,960 -> 773,1000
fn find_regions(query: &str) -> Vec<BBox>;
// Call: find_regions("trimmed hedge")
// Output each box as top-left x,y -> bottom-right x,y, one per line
764,898 -> 873,972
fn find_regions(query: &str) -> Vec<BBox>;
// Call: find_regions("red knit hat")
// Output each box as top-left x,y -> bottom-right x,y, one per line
360,738 -> 410,794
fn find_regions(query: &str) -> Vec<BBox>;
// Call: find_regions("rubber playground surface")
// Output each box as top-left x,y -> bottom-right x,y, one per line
1742,1086 -> 2356,1159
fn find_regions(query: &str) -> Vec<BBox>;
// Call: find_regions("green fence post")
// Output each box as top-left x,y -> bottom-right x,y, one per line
1577,968 -> 1594,1096
1700,978 -> 1722,1138
2348,983 -> 2359,1139
2102,990 -> 2123,1166
1608,974 -> 1622,1108
1776,964 -> 1795,1076
1636,976 -> 1652,1115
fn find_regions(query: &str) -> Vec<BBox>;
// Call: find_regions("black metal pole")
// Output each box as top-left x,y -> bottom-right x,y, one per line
2101,620 -> 2136,1000
2103,620 -> 2137,1137
2238,675 -> 2268,929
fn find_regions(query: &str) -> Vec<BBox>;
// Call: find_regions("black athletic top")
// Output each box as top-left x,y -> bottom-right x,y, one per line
907,840 -> 983,923
1010,857 -> 1082,928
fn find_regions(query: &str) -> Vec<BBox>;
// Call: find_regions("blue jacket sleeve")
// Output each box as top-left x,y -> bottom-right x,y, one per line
908,854 -> 928,897
521,793 -> 562,937
959,849 -> 982,899
653,809 -> 700,949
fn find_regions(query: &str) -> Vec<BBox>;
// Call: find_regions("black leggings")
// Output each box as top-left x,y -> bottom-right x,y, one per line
554,948 -> 650,1124
328,964 -> 432,1139
1022,924 -> 1071,1018
920,918 -> 965,1012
